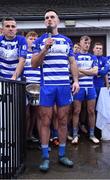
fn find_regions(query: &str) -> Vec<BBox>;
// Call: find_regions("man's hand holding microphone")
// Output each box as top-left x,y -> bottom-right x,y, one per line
45,26 -> 54,50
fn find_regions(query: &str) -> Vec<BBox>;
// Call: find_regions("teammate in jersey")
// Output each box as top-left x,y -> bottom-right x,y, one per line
93,42 -> 109,97
72,36 -> 100,144
23,31 -> 40,84
31,9 -> 79,172
23,31 -> 41,143
0,17 -> 27,80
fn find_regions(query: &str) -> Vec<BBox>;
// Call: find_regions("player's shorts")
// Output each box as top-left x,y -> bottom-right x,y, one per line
73,87 -> 97,101
40,85 -> 73,107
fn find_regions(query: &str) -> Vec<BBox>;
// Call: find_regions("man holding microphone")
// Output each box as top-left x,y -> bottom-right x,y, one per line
32,9 -> 79,172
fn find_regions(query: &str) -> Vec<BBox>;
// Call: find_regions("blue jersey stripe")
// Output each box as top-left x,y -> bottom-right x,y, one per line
45,56 -> 68,60
44,80 -> 70,85
80,84 -> 94,87
0,65 -> 16,71
0,58 -> 18,64
43,64 -> 68,68
79,79 -> 93,82
44,72 -> 69,76
23,73 -> 41,77
0,72 -> 12,79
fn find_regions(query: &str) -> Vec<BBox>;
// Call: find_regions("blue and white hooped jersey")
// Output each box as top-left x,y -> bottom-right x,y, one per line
23,51 -> 41,84
75,52 -> 98,88
93,55 -> 109,88
33,33 -> 74,86
0,35 -> 27,79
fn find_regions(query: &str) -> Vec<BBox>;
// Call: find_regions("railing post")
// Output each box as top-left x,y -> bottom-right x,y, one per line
0,78 -> 26,179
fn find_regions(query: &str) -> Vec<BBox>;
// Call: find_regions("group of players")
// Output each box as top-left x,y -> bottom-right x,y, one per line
0,9 -> 110,172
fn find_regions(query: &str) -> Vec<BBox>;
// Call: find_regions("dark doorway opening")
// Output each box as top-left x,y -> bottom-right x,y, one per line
70,35 -> 106,55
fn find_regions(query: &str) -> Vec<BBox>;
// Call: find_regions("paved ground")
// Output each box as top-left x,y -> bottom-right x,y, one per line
18,133 -> 110,179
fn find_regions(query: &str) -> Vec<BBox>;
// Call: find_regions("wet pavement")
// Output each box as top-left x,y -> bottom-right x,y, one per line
18,135 -> 110,179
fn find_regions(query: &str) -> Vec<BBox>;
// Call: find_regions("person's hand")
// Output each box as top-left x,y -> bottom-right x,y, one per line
11,73 -> 17,80
45,38 -> 54,50
72,81 -> 80,95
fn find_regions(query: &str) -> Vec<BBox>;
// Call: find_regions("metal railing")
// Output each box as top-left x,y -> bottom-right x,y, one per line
0,78 -> 26,179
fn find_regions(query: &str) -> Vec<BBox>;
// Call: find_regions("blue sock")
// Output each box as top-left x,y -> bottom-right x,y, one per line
58,143 -> 66,158
89,128 -> 94,137
72,128 -> 78,137
41,144 -> 49,159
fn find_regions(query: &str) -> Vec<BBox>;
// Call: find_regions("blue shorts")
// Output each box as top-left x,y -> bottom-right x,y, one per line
73,88 -> 97,101
40,85 -> 72,107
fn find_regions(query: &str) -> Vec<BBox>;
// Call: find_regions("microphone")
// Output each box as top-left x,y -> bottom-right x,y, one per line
47,26 -> 53,38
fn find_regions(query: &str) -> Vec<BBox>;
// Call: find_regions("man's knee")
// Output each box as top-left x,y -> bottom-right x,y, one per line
87,107 -> 95,115
73,106 -> 81,116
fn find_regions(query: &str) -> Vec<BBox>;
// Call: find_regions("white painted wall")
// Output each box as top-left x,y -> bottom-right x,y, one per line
0,18 -> 110,55
0,18 -> 110,29
0,21 -> 65,29
106,33 -> 110,56
16,19 -> 110,30
0,18 -> 110,30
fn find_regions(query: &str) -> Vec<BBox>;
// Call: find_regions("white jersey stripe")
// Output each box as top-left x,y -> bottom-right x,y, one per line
44,75 -> 69,81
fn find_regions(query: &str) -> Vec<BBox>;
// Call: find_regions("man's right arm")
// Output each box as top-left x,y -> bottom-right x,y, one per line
31,48 -> 48,68
31,37 -> 54,68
